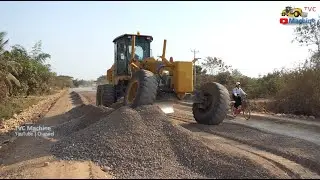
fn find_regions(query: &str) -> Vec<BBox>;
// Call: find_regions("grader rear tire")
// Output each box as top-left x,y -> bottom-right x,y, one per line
96,84 -> 116,107
192,82 -> 230,125
124,70 -> 157,108
96,85 -> 102,106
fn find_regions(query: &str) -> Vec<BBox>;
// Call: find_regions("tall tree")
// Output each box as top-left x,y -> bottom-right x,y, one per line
292,19 -> 320,68
195,65 -> 207,75
0,32 -> 9,55
231,69 -> 243,78
0,32 -> 21,96
201,56 -> 232,75
30,40 -> 51,63
96,75 -> 108,85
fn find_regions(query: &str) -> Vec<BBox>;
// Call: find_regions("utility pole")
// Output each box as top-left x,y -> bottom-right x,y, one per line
191,49 -> 200,89
191,49 -> 199,61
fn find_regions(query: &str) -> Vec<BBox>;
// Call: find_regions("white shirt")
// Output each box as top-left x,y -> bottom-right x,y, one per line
232,87 -> 246,97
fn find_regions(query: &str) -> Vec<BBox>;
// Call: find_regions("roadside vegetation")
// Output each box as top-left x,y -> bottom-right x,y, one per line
195,22 -> 320,118
0,32 -> 74,120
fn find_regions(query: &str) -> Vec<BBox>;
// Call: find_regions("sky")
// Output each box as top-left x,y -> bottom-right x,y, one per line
1,1 -> 319,80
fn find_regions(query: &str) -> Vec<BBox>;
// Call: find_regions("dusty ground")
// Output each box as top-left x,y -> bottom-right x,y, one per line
0,90 -> 112,179
0,88 -> 319,178
171,103 -> 320,146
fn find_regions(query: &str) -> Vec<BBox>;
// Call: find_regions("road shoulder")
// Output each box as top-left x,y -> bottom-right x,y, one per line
0,91 -> 113,179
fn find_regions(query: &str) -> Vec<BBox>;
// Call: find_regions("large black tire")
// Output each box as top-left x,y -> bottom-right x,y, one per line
96,85 -> 102,106
192,82 -> 230,125
96,84 -> 116,107
124,70 -> 158,108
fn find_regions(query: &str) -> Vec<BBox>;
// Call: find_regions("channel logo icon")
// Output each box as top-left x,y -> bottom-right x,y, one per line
279,17 -> 316,25
280,18 -> 289,24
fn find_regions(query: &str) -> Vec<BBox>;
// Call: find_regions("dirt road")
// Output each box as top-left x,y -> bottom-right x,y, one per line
0,88 -> 320,178
0,90 -> 111,179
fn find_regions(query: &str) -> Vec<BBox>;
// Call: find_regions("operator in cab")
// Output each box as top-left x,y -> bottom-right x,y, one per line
232,82 -> 247,110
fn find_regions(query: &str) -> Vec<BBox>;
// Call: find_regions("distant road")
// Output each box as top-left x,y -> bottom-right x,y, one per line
71,86 -> 96,93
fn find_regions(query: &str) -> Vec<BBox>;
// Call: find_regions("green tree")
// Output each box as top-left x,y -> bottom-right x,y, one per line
202,56 -> 232,75
292,20 -> 320,68
0,31 -> 74,100
0,32 -> 21,97
30,41 -> 51,63
96,75 -> 108,85
231,69 -> 243,78
195,65 -> 207,75
0,32 -> 9,55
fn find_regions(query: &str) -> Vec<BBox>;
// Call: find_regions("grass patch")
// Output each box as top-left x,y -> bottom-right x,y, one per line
0,96 -> 45,121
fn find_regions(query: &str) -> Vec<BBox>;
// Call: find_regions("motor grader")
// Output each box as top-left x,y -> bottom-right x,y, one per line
96,32 -> 230,125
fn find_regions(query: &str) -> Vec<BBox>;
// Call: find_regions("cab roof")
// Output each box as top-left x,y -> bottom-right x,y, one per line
112,34 -> 153,43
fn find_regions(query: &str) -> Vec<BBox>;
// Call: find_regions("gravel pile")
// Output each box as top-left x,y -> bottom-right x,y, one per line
70,91 -> 84,106
54,104 -> 114,137
51,105 -> 276,179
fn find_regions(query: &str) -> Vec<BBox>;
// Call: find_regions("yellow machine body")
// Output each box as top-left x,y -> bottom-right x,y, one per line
106,65 -> 114,84
172,61 -> 193,93
105,32 -> 194,99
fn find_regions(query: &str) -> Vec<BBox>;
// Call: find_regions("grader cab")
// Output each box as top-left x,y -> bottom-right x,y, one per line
96,32 -> 230,125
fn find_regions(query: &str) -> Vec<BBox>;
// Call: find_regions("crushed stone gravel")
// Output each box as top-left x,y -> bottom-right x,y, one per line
51,105 -> 278,179
182,122 -> 320,175
54,104 -> 114,137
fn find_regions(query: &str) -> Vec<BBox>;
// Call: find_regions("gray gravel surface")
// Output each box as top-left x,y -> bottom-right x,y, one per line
54,104 -> 114,137
181,121 -> 320,175
50,104 -> 279,179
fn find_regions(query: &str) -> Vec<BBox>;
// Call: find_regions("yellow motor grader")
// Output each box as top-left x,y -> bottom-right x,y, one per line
96,32 -> 230,125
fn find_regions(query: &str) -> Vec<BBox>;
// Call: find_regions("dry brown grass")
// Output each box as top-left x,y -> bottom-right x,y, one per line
0,96 -> 44,120
196,68 -> 320,118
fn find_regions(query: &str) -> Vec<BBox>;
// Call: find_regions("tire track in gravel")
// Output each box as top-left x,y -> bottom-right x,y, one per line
167,109 -> 320,176
77,91 -> 94,105
189,129 -> 320,179
168,113 -> 320,178
71,90 -> 93,105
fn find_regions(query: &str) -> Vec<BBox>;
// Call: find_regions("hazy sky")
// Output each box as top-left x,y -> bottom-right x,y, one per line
1,1 -> 319,80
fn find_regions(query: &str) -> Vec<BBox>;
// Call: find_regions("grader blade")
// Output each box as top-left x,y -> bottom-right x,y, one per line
155,101 -> 174,114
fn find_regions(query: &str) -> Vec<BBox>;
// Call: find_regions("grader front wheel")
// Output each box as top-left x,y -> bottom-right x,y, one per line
96,84 -> 116,107
192,82 -> 230,125
124,69 -> 158,108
